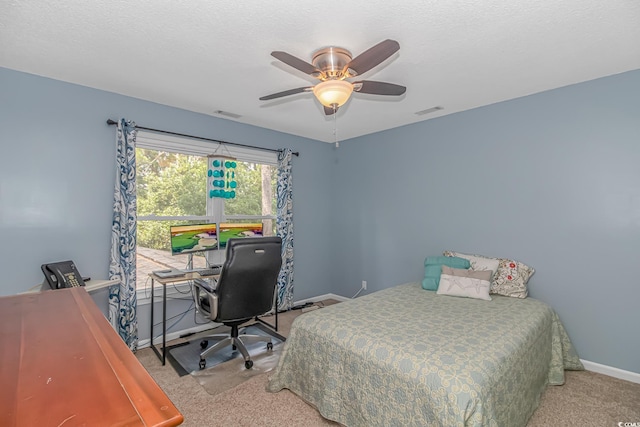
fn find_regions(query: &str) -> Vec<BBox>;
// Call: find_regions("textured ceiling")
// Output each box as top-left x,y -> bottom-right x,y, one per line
1,1 -> 639,143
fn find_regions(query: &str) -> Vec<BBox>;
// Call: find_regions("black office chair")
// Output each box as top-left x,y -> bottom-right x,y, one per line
192,236 -> 282,369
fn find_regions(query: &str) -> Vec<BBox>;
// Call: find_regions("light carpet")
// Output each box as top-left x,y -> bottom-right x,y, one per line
137,304 -> 640,426
191,342 -> 284,396
167,323 -> 283,371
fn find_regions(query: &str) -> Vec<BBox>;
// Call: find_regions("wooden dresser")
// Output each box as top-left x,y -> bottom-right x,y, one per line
0,287 -> 183,426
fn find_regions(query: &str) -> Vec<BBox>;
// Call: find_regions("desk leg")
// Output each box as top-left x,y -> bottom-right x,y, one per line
149,278 -> 167,365
162,282 -> 167,365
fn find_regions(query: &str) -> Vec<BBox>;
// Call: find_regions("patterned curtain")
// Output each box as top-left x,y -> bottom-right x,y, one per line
108,119 -> 138,350
276,149 -> 294,311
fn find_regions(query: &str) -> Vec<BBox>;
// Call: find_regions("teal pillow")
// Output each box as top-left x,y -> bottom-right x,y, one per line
422,256 -> 471,291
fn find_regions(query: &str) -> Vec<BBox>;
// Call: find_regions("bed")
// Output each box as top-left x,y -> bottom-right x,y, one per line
267,282 -> 583,427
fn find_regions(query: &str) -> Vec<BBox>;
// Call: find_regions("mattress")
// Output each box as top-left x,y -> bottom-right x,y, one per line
267,282 -> 583,426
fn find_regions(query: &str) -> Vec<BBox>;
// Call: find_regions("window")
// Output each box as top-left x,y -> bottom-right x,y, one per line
135,131 -> 278,290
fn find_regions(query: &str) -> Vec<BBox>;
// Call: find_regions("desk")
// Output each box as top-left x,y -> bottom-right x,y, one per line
0,287 -> 183,427
149,272 -> 279,365
149,272 -> 216,365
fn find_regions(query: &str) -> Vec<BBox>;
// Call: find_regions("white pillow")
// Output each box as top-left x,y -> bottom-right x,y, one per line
437,266 -> 492,301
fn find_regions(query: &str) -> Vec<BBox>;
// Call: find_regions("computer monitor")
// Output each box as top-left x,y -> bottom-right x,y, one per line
218,222 -> 263,249
169,223 -> 218,255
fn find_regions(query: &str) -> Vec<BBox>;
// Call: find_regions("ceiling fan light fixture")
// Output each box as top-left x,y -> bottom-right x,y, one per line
312,80 -> 353,108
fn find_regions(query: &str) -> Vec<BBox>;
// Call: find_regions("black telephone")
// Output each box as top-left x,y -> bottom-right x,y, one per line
41,260 -> 85,289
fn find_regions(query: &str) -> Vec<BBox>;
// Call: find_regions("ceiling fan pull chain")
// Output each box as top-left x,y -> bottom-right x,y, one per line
333,106 -> 339,148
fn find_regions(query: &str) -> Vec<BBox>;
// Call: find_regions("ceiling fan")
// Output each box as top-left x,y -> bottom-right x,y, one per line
259,39 -> 406,115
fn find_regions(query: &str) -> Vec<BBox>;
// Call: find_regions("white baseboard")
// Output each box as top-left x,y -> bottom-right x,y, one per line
581,359 -> 640,384
293,293 -> 350,305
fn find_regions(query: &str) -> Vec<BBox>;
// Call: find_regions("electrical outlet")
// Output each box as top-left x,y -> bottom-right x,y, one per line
362,280 -> 367,290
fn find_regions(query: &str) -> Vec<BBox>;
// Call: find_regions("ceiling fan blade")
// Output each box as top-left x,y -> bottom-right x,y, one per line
353,80 -> 406,96
324,106 -> 338,116
271,51 -> 322,76
259,87 -> 312,101
345,39 -> 400,76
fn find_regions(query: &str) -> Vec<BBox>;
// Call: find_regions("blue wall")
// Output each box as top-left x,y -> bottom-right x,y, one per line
2,66 -> 639,374
332,69 -> 640,374
0,67 -> 335,303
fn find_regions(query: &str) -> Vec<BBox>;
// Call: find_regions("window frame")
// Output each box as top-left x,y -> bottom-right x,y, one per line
135,130 -> 278,295
136,130 -> 278,223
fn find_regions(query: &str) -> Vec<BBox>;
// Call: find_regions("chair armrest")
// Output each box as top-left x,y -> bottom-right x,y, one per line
192,279 -> 218,321
194,277 -> 216,293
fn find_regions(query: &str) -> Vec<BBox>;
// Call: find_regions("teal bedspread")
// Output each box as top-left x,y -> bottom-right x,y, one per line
267,282 -> 583,427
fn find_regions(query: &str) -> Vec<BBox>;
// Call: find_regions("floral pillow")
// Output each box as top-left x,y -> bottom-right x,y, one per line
443,250 -> 535,298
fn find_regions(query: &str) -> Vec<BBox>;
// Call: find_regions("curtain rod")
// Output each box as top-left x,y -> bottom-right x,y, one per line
106,119 -> 299,157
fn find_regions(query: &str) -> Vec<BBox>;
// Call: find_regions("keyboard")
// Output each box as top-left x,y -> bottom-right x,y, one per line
152,269 -> 185,279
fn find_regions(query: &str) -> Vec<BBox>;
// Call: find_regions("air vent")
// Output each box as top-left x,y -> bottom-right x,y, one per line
213,110 -> 242,119
415,106 -> 443,116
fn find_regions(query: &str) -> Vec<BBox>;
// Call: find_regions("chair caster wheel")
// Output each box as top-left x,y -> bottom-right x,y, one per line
200,340 -> 208,349
199,359 -> 206,370
267,342 -> 273,351
245,360 -> 253,369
